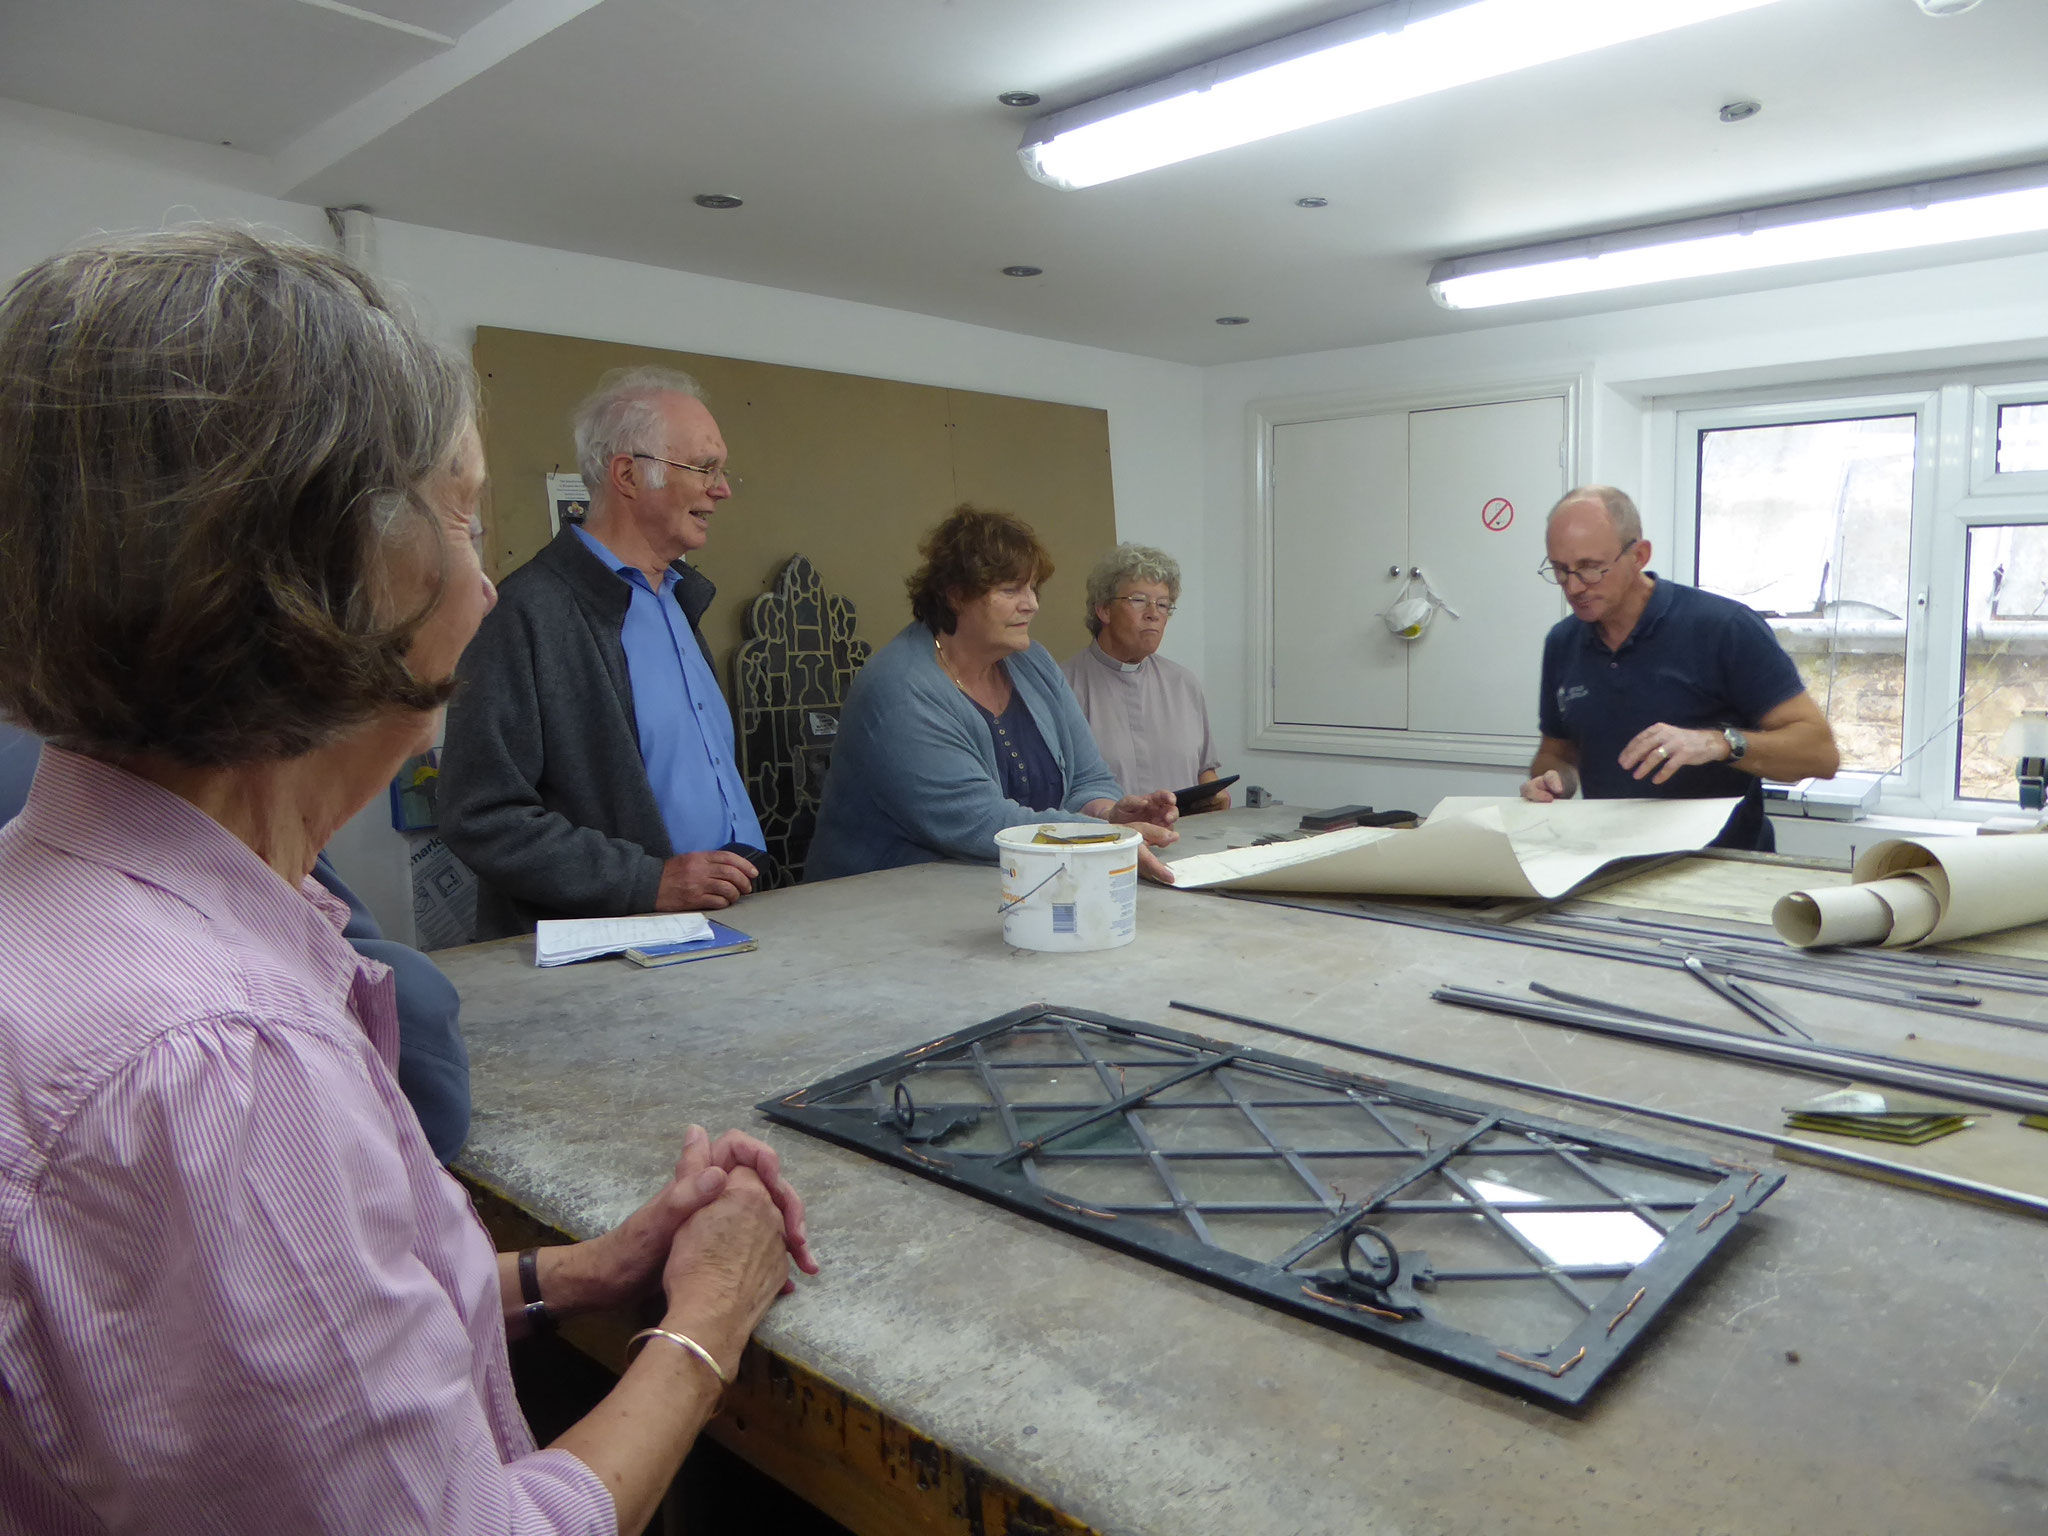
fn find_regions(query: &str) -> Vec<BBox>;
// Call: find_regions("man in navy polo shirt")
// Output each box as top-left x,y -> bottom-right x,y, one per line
1520,485 -> 1840,851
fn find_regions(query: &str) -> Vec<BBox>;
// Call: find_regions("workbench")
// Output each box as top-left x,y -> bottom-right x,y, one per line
439,809 -> 2048,1536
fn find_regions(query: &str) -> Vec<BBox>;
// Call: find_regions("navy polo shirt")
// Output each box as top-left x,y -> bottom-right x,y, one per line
1538,574 -> 1804,851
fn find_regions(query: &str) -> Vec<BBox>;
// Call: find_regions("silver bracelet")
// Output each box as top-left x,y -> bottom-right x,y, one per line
626,1326 -> 730,1386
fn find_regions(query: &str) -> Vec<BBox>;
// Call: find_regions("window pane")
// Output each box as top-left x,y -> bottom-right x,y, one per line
1996,403 -> 2048,474
1957,525 -> 2048,801
1696,416 -> 1917,773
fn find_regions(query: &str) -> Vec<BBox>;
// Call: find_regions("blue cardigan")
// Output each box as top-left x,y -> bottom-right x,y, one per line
806,622 -> 1123,880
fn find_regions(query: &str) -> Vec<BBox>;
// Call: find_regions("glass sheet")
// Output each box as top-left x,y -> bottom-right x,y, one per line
1957,523 -> 2048,802
1696,415 -> 1916,772
1997,402 -> 2048,475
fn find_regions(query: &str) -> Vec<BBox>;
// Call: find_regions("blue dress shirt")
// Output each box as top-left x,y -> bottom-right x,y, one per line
571,525 -> 765,854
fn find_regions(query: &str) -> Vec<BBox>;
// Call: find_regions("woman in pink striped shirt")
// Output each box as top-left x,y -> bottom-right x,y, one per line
0,228 -> 817,1536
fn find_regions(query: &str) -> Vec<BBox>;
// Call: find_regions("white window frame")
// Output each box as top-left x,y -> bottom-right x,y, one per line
1247,374 -> 1585,768
1661,365 -> 2048,822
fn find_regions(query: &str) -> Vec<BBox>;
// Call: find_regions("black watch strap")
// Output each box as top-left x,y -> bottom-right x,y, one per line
517,1248 -> 556,1335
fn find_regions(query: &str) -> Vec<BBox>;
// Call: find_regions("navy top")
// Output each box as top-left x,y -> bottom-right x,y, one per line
1538,574 -> 1805,851
972,677 -> 1065,812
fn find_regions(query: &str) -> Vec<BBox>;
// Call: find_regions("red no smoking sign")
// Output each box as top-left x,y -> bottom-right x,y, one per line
1481,497 -> 1514,531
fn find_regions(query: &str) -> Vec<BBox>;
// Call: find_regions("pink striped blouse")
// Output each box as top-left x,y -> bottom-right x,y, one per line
0,750 -> 613,1535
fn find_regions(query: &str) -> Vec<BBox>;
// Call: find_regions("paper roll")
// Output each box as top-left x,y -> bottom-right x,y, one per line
1773,885 -> 1893,948
1869,875 -> 1940,947
1775,834 -> 2048,951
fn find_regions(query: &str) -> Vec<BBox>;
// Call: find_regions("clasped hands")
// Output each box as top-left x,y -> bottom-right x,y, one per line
525,1124 -> 818,1377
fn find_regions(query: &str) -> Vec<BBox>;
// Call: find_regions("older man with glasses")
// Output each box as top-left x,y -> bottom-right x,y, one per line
441,366 -> 770,938
1062,543 -> 1228,810
1521,484 -> 1839,851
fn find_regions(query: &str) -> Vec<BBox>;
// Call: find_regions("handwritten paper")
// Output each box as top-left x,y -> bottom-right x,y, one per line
535,912 -> 714,967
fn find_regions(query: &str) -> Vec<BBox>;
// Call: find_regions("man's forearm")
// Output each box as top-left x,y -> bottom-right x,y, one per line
1731,718 -> 1839,782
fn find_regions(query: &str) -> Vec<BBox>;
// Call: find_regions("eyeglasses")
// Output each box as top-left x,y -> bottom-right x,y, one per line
631,453 -> 742,492
1537,540 -> 1637,588
1112,594 -> 1176,616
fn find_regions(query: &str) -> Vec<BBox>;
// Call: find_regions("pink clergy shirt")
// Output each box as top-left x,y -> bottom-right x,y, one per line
0,750 -> 613,1535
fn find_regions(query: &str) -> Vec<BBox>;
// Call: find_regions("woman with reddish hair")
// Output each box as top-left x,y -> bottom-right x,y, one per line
808,504 -> 1178,882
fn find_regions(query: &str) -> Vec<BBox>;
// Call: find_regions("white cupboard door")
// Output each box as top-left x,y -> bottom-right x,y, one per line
1271,414 -> 1411,729
1405,397 -> 1568,736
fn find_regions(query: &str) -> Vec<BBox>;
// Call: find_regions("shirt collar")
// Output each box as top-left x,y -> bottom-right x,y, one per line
16,748 -> 379,1023
572,522 -> 677,595
1583,572 -> 1672,654
1089,640 -> 1147,675
1628,573 -> 1675,644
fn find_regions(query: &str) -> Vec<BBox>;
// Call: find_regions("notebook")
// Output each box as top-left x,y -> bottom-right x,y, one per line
623,919 -> 757,968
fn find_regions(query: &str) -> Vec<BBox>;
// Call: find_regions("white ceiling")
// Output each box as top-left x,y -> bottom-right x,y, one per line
8,0 -> 2048,363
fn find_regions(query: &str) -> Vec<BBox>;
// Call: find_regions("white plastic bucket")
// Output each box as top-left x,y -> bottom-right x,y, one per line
993,822 -> 1142,952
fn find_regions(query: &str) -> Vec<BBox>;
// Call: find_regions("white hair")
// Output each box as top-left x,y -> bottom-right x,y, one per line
572,365 -> 707,496
1084,543 -> 1182,636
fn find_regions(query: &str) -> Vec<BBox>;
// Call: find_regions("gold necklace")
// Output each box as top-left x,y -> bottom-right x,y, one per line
933,633 -> 970,697
936,633 -> 1010,709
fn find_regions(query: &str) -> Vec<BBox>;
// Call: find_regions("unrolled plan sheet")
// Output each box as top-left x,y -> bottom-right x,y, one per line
535,911 -> 714,966
1166,796 -> 1742,900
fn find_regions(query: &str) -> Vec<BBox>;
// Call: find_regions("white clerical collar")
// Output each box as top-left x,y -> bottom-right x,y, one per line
1093,641 -> 1144,674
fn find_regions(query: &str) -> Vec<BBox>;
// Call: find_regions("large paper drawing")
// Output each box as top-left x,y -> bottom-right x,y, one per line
1774,833 -> 2048,949
1167,796 -> 1742,900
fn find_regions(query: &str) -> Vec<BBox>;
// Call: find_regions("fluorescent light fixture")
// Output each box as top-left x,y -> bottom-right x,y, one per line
1429,161 -> 2048,309
1019,0 -> 1788,191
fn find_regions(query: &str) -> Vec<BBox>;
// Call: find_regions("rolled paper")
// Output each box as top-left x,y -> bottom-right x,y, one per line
1776,834 -> 2048,951
1772,884 -> 1894,948
1869,874 -> 1940,948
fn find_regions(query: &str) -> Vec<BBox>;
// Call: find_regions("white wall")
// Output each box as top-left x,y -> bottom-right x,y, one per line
14,95 -> 2048,896
1202,249 -> 2048,819
0,100 -> 1206,938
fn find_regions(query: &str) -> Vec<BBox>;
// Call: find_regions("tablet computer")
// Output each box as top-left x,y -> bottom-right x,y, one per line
1173,773 -> 1240,813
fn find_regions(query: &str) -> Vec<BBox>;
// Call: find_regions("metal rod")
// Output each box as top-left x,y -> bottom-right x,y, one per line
1527,982 -> 1728,1030
1225,891 -> 2048,1036
1721,975 -> 1816,1040
1681,954 -> 1811,1039
1662,937 -> 1982,1011
1526,983 -> 2048,1095
1432,985 -> 2048,1117
1166,1000 -> 2048,1223
1546,910 -> 2048,998
1682,955 -> 1788,1035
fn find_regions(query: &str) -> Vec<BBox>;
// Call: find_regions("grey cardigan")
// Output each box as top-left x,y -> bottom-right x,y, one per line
439,527 -> 722,939
805,622 -> 1122,881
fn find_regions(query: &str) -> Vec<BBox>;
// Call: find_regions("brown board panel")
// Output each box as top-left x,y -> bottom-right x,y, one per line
472,326 -> 1116,671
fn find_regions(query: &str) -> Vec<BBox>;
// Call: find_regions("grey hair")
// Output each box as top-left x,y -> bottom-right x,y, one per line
573,365 -> 707,495
1548,485 -> 1642,546
1084,543 -> 1182,636
0,224 -> 475,764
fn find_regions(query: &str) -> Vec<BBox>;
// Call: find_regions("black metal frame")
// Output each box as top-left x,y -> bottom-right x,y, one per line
759,1004 -> 1782,1405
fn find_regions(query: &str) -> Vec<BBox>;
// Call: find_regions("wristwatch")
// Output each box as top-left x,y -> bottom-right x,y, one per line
1722,726 -> 1748,763
517,1247 -> 557,1335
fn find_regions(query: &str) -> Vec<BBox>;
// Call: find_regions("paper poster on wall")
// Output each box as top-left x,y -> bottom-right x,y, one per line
545,472 -> 590,534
